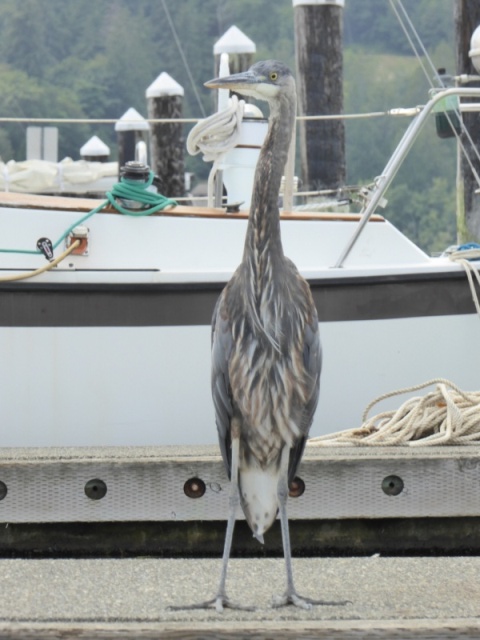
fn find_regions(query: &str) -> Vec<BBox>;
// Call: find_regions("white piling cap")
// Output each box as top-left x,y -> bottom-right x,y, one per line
115,107 -> 150,132
469,25 -> 480,74
146,72 -> 184,98
80,135 -> 110,157
292,0 -> 344,5
214,26 -> 256,55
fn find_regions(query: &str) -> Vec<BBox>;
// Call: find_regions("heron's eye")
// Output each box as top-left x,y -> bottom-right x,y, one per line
270,72 -> 278,82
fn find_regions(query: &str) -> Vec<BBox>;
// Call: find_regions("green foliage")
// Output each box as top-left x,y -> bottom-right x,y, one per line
386,176 -> 457,254
343,0 -> 453,55
343,38 -> 458,253
0,64 -> 88,161
0,0 -> 461,252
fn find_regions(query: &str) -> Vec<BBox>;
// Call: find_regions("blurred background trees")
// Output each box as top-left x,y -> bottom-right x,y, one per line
0,0 -> 457,252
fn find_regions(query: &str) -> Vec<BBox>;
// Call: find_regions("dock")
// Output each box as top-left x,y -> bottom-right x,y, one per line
0,445 -> 479,637
0,444 -> 480,555
1,556 -> 480,638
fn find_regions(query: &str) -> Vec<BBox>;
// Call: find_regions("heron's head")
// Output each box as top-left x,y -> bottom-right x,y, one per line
205,60 -> 295,103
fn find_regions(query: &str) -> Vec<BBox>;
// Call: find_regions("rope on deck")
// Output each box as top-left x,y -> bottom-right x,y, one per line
447,246 -> 480,318
0,240 -> 80,282
309,378 -> 480,447
186,95 -> 245,208
309,248 -> 480,447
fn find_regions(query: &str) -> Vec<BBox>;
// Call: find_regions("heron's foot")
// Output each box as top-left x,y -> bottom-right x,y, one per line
272,590 -> 351,610
169,594 -> 255,613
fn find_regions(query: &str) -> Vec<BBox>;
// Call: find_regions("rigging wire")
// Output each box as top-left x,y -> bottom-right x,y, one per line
391,0 -> 441,86
160,0 -> 206,118
389,0 -> 480,190
388,0 -> 434,88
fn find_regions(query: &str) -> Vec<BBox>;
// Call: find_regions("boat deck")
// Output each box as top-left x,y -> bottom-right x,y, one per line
0,190 -> 385,221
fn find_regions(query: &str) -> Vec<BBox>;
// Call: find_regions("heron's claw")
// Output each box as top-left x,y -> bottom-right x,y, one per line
272,591 -> 351,610
169,594 -> 255,613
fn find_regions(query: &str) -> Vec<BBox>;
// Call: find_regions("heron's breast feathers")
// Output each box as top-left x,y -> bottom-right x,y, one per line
221,260 -> 319,465
228,325 -> 317,466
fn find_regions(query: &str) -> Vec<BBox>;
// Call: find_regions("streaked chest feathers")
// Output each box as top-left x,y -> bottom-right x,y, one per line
227,255 -> 312,466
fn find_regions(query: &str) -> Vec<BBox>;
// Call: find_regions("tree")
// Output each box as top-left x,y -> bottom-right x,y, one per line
0,65 -> 87,161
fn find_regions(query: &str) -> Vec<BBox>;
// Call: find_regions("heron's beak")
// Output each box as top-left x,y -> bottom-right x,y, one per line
204,70 -> 258,92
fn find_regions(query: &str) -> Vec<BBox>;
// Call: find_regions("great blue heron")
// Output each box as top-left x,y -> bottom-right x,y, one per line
174,60 -> 346,613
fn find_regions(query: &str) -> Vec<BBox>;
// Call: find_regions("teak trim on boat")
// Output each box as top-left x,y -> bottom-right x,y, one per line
0,191 -> 385,222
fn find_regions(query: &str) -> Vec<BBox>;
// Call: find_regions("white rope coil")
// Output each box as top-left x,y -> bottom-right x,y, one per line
187,96 -> 245,207
448,248 -> 480,318
308,250 -> 480,448
186,95 -> 244,161
309,379 -> 480,447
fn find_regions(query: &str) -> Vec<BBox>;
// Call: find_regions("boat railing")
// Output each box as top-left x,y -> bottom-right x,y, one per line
333,87 -> 480,268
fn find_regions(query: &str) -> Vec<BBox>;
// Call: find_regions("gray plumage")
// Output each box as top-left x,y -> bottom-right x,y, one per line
172,60 -> 346,613
211,60 -> 321,544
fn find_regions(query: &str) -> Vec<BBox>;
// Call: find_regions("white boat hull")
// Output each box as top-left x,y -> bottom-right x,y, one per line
0,193 -> 478,447
0,313 -> 478,447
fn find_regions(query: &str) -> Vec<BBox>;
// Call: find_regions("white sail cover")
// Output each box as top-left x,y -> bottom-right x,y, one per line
0,158 -> 117,193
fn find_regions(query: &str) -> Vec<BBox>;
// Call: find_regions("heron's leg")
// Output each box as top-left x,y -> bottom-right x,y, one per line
272,446 -> 350,610
212,436 -> 250,610
169,437 -> 253,613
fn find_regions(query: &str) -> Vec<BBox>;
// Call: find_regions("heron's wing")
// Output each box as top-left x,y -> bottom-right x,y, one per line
211,294 -> 234,479
288,310 -> 322,484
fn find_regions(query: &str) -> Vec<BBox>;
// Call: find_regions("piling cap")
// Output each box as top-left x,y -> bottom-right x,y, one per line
146,72 -> 184,98
244,103 -> 264,119
80,135 -> 110,157
115,107 -> 150,132
292,0 -> 344,6
469,24 -> 480,74
214,26 -> 256,55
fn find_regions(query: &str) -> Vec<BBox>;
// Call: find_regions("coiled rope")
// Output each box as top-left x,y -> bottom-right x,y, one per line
310,249 -> 480,448
187,95 -> 245,207
309,378 -> 480,447
106,172 -> 176,216
447,245 -> 480,317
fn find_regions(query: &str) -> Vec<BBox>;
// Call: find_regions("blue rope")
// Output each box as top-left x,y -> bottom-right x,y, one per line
457,242 -> 480,252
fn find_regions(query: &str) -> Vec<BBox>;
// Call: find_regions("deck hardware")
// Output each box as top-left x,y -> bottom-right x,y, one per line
382,475 -> 404,496
36,237 -> 54,262
184,477 -> 206,499
288,476 -> 305,498
66,226 -> 89,256
225,202 -> 242,213
0,481 -> 7,500
84,479 -> 107,500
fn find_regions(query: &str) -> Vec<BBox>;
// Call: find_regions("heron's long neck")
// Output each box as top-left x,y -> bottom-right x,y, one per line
243,93 -> 296,277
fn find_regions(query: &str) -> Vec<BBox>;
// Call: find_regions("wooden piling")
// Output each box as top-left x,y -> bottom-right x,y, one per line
455,0 -> 480,242
146,72 -> 185,198
293,0 -> 345,192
